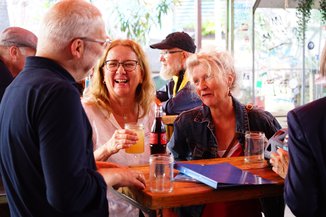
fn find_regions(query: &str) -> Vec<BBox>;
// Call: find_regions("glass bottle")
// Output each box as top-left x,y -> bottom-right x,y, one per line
149,104 -> 167,154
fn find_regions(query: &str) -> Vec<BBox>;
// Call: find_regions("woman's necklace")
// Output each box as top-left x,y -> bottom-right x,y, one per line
96,99 -> 140,125
111,104 -> 140,124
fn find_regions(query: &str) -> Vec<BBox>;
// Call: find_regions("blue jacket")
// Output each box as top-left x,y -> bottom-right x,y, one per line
169,97 -> 281,161
285,97 -> 326,217
0,57 -> 108,217
156,72 -> 202,115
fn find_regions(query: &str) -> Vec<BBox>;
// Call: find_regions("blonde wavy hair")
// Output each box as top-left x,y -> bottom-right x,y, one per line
84,39 -> 155,118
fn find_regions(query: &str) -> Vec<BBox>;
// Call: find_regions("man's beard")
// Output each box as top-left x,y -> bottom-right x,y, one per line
159,64 -> 182,80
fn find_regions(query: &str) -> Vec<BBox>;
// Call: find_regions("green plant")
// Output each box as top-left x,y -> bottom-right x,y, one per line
320,0 -> 326,24
156,0 -> 173,28
202,21 -> 215,37
296,0 -> 314,42
115,0 -> 180,45
117,8 -> 151,44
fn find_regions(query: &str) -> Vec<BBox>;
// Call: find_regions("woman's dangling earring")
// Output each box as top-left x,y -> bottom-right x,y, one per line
103,80 -> 106,84
228,88 -> 232,96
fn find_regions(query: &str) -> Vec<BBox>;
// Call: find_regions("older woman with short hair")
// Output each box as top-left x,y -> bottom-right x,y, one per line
168,50 -> 283,217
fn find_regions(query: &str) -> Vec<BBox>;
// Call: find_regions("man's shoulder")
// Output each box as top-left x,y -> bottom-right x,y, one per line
17,69 -> 72,90
288,97 -> 326,122
175,82 -> 200,100
7,68 -> 80,109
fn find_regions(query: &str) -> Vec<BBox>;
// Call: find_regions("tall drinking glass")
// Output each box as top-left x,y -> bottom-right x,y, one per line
125,123 -> 145,154
244,131 -> 265,163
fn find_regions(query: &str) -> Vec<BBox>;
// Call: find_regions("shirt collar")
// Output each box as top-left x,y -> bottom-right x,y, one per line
25,56 -> 76,82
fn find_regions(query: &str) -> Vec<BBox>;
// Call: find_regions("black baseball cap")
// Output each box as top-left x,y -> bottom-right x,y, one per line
150,31 -> 196,53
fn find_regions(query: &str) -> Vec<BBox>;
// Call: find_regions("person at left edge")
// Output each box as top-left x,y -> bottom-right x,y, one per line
0,1 -> 145,217
0,26 -> 37,102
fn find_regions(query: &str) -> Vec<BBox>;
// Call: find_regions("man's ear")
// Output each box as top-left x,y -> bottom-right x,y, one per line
182,51 -> 187,60
181,51 -> 189,65
8,46 -> 20,60
70,38 -> 84,58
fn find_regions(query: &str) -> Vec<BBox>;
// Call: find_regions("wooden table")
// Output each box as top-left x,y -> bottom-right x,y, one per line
115,156 -> 284,216
0,158 -> 283,215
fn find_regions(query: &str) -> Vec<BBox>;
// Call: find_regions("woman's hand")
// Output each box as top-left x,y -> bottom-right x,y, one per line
269,148 -> 289,179
94,129 -> 138,161
105,129 -> 138,155
98,167 -> 146,190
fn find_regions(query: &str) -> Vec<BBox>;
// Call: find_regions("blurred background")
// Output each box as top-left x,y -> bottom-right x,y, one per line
1,0 -> 326,128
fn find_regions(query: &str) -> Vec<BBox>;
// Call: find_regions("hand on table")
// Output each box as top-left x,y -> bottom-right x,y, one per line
269,148 -> 289,179
98,167 -> 146,190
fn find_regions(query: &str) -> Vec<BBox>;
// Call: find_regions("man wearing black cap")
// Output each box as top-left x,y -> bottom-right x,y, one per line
150,31 -> 201,114
0,27 -> 38,102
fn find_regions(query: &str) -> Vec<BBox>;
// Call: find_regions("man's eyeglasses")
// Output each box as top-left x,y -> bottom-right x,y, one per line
104,60 -> 139,71
77,37 -> 111,47
159,50 -> 183,56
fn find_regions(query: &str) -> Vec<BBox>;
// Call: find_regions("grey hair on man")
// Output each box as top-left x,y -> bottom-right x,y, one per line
37,0 -> 103,54
0,27 -> 37,77
0,27 -> 37,49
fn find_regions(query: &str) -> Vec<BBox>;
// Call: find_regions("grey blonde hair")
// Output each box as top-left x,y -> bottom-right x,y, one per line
186,50 -> 237,90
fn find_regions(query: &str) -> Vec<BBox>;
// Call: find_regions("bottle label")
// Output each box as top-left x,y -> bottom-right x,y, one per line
149,132 -> 167,144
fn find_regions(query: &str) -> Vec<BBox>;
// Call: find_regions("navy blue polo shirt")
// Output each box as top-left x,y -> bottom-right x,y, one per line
0,56 -> 108,217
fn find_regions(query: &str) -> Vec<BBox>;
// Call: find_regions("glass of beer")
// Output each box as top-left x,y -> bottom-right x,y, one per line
124,123 -> 145,154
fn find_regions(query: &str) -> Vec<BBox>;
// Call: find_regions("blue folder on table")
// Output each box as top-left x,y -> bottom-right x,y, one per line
174,162 -> 274,189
